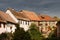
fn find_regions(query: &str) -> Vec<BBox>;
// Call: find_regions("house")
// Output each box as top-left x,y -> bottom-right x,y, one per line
38,14 -> 57,38
6,8 -> 40,31
0,11 -> 17,34
0,16 -> 6,34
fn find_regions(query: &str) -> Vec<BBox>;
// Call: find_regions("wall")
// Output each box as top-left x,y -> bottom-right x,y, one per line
19,20 -> 31,31
6,23 -> 16,33
0,23 -> 6,34
39,21 -> 57,33
19,20 -> 39,31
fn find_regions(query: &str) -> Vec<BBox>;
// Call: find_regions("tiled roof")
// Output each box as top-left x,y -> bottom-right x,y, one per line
19,10 -> 40,21
0,17 -> 6,23
38,14 -> 55,21
7,8 -> 55,21
0,11 -> 16,23
7,8 -> 29,21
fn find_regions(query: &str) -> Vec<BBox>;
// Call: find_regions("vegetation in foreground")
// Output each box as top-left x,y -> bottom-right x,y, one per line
0,23 -> 57,40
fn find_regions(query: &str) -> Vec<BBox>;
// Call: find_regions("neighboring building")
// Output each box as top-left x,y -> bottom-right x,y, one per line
38,14 -> 57,38
0,11 -> 17,34
6,8 -> 40,31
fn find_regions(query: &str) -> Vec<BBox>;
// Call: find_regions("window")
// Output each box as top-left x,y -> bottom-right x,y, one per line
23,21 -> 24,25
28,21 -> 29,25
3,24 -> 5,28
0,23 -> 1,28
25,21 -> 27,25
20,20 -> 22,24
10,26 -> 12,29
45,23 -> 48,26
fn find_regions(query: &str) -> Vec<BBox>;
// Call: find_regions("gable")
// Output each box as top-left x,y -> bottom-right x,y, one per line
6,10 -> 18,23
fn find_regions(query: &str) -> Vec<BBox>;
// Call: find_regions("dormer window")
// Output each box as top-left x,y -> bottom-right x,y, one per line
41,16 -> 45,19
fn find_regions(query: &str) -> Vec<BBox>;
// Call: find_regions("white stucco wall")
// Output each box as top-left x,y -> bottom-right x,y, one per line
6,10 -> 18,23
6,24 -> 16,33
19,20 -> 39,31
0,24 -> 6,34
19,20 -> 31,31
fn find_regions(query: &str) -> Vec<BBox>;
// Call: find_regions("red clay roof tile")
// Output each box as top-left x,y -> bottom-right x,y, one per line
19,10 -> 40,21
0,11 -> 16,23
8,8 -> 29,21
38,14 -> 55,21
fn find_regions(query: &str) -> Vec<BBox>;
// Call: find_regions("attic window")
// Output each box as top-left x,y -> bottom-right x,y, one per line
20,10 -> 23,12
41,16 -> 45,19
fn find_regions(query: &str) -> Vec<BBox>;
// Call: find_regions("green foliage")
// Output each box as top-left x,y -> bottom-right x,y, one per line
53,16 -> 60,21
0,33 -> 7,40
45,29 -> 57,40
29,23 -> 43,40
13,24 -> 31,40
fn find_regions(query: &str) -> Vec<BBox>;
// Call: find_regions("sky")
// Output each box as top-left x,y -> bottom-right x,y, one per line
0,0 -> 60,17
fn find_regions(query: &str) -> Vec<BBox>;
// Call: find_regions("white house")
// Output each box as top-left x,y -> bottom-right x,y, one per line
0,16 -> 6,34
0,11 -> 17,34
6,8 -> 40,31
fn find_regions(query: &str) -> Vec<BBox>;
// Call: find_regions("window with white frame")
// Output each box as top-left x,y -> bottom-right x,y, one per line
28,21 -> 29,25
23,21 -> 24,25
20,20 -> 22,24
25,21 -> 27,25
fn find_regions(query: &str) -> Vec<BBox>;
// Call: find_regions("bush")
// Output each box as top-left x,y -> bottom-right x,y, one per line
13,24 -> 31,40
0,33 -> 8,40
29,23 -> 43,40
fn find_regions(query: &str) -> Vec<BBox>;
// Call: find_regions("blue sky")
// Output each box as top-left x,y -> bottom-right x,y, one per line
0,0 -> 60,17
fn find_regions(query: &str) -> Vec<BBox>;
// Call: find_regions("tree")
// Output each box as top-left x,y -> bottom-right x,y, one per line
53,16 -> 60,21
29,23 -> 43,40
45,28 -> 57,40
13,24 -> 31,40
